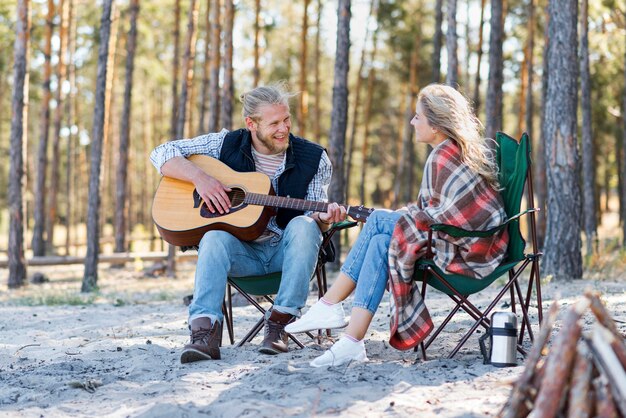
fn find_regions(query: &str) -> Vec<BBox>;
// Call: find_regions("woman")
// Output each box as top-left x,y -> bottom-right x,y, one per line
286,84 -> 509,367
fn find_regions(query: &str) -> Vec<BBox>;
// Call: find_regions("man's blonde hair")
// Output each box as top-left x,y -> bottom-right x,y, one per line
239,81 -> 297,120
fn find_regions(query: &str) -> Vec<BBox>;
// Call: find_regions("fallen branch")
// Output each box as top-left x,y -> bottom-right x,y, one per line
566,343 -> 593,418
498,301 -> 559,418
532,298 -> 590,418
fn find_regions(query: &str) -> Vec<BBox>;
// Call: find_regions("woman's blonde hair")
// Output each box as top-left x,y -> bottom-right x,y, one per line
418,83 -> 499,189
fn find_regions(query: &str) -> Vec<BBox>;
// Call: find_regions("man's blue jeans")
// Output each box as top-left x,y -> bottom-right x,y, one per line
341,209 -> 402,315
189,216 -> 323,324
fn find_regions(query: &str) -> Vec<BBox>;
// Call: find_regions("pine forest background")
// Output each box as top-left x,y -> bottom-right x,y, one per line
2,0 -> 626,290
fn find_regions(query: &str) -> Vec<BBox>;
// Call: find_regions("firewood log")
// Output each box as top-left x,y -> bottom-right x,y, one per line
587,324 -> 626,416
593,376 -> 619,418
498,301 -> 559,418
531,299 -> 590,418
586,291 -> 625,340
566,344 -> 593,418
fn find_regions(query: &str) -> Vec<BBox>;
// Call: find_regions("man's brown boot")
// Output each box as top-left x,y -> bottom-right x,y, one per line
180,317 -> 221,363
259,310 -> 296,355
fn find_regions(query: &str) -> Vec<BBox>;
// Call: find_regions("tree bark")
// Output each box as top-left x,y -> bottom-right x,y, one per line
253,0 -> 261,86
46,0 -> 70,254
32,0 -> 54,257
207,0 -> 221,132
445,0 -> 458,87
313,0 -> 323,143
542,0 -> 582,281
346,0 -> 376,200
115,0 -> 140,255
298,0 -> 310,137
220,0 -> 234,130
8,0 -> 30,288
170,0 -> 181,139
432,0 -> 444,83
579,0 -> 596,257
472,0 -> 486,112
328,0 -> 351,262
484,0 -> 504,143
359,36 -> 378,205
64,0 -> 76,255
82,0 -> 114,292
536,4 -> 549,248
176,0 -> 199,139
198,0 -> 212,134
622,23 -> 626,248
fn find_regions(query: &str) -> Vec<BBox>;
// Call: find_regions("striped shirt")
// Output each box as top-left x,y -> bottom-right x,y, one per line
150,129 -> 332,244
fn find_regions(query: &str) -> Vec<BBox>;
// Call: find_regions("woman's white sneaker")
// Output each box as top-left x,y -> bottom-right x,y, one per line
285,299 -> 348,334
310,337 -> 368,368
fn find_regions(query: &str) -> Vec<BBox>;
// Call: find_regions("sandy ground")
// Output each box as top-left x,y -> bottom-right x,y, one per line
1,261 -> 625,418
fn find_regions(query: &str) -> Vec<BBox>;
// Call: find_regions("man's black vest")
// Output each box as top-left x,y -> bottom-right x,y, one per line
219,129 -> 324,229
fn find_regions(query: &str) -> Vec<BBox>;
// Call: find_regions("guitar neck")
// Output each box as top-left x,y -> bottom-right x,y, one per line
244,193 -> 371,222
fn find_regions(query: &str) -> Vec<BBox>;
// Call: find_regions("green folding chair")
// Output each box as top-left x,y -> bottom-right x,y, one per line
216,220 -> 358,347
414,132 -> 543,359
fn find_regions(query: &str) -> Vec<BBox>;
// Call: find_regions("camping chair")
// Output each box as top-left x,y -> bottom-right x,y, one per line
414,131 -> 543,359
208,220 -> 358,347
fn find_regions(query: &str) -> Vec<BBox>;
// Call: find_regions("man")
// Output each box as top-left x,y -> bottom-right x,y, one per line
150,83 -> 346,363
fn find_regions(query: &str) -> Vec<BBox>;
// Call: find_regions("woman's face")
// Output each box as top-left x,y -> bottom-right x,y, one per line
411,102 -> 440,145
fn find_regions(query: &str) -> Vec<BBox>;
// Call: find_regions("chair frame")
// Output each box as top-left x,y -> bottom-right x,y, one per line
417,133 -> 544,359
221,221 -> 357,347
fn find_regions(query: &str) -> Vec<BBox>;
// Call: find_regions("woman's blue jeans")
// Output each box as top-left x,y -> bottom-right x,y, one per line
189,216 -> 322,324
341,209 -> 402,315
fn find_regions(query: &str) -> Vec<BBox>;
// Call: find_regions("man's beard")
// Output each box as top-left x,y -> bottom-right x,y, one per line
257,129 -> 289,154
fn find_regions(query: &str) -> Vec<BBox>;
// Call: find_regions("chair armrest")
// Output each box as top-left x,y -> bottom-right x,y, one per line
430,208 -> 539,238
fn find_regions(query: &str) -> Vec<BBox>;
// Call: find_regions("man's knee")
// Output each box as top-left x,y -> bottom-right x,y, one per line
284,215 -> 322,239
198,230 -> 239,255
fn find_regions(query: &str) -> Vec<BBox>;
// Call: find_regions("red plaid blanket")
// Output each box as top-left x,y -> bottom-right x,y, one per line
387,139 -> 509,350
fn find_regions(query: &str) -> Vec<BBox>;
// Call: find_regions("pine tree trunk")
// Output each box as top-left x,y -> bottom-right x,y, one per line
432,0 -> 444,83
208,0 -> 221,132
198,0 -> 212,134
82,0 -> 114,292
221,0 -> 234,130
485,0 -> 504,142
31,0 -> 54,257
328,0 -> 351,263
170,0 -> 181,139
536,5 -> 549,248
579,0 -> 596,256
46,0 -> 70,254
472,0 -> 486,112
115,0 -> 140,254
313,0 -> 323,143
346,0 -> 376,200
99,4 -> 120,241
359,23 -> 381,205
445,0 -> 458,87
8,0 -> 30,289
253,0 -> 261,86
176,0 -> 199,139
542,0 -> 582,281
298,0 -> 310,136
622,26 -> 626,248
64,0 -> 75,255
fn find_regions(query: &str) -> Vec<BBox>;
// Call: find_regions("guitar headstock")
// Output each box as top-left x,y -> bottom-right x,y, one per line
347,205 -> 374,222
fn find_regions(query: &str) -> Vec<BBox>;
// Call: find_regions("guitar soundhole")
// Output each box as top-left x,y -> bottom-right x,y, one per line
198,187 -> 247,219
228,187 -> 246,208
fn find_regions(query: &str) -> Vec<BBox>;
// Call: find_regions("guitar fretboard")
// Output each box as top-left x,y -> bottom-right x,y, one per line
245,193 -> 336,213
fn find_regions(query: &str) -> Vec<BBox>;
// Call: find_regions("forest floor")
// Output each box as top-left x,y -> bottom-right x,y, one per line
0,248 -> 625,418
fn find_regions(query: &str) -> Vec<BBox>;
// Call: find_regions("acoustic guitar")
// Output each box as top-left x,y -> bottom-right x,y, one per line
152,155 -> 374,246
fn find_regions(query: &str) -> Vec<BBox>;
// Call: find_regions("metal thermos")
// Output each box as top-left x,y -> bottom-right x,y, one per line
480,312 -> 518,367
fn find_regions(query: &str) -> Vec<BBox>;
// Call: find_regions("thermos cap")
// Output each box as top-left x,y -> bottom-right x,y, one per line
491,312 -> 518,329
